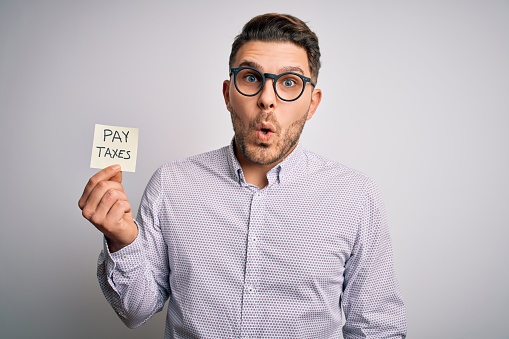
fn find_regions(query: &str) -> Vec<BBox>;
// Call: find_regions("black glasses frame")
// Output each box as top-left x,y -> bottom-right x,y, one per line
229,66 -> 316,102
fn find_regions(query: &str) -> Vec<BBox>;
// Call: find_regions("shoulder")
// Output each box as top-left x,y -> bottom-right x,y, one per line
151,146 -> 232,187
296,147 -> 383,206
300,147 -> 373,186
161,146 -> 228,169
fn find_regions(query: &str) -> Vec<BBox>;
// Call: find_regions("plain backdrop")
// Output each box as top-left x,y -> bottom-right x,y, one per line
1,1 -> 508,338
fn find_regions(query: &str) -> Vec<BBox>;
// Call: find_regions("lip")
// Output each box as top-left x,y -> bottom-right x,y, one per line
256,122 -> 276,133
257,130 -> 273,141
255,122 -> 276,141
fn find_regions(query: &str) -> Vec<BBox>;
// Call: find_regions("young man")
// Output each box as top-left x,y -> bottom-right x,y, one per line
79,13 -> 407,338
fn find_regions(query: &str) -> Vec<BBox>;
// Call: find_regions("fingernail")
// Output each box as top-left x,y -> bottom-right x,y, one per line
112,164 -> 121,171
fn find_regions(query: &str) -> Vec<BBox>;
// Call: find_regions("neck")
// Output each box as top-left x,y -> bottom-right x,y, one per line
233,144 -> 280,189
238,159 -> 272,188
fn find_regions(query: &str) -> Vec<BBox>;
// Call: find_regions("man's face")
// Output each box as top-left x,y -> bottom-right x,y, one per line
223,41 -> 322,167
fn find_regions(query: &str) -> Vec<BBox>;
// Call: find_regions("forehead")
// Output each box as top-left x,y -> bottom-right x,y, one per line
232,41 -> 310,74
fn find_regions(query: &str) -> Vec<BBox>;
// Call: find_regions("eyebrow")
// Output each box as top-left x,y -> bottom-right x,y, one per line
237,60 -> 306,75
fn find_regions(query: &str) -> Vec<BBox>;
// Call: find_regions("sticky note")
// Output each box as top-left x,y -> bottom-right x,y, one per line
90,124 -> 139,172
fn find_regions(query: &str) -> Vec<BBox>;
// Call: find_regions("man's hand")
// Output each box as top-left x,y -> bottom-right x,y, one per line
78,164 -> 138,252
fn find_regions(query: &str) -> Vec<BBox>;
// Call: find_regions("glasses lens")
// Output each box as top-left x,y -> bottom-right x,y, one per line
233,68 -> 307,101
275,73 -> 305,101
235,68 -> 264,96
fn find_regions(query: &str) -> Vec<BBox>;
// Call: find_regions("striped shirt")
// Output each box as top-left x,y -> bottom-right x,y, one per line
97,142 -> 406,338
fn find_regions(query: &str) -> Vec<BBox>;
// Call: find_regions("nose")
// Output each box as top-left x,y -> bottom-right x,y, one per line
257,78 -> 277,110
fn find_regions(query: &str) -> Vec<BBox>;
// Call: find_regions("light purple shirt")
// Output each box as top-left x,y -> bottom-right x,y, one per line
97,143 -> 406,338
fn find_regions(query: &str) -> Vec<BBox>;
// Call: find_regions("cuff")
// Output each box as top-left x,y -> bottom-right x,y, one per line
102,231 -> 145,281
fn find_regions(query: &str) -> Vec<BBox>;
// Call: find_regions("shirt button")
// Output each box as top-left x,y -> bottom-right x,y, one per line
247,286 -> 254,293
252,236 -> 258,242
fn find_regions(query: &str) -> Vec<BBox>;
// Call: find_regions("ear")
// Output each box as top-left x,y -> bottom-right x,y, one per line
306,88 -> 322,121
222,80 -> 231,109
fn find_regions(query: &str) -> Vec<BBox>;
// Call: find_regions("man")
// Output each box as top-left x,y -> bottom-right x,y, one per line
79,13 -> 406,338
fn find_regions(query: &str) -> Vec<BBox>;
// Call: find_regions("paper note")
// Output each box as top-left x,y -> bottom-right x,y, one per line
90,124 -> 139,172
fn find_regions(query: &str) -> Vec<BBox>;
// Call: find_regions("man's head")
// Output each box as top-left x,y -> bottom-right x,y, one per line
229,13 -> 321,82
223,13 -> 322,168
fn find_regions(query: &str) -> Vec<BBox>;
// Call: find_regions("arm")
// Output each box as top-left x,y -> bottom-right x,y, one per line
342,179 -> 407,338
79,165 -> 170,328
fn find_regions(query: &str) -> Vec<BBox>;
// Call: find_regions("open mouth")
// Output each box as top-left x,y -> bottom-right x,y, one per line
255,122 -> 276,141
256,126 -> 275,142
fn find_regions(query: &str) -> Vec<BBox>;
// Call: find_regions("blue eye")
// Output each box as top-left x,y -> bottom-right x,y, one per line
282,79 -> 296,87
245,75 -> 258,83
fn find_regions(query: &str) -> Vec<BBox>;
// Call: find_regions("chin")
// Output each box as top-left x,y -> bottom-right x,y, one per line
244,146 -> 282,166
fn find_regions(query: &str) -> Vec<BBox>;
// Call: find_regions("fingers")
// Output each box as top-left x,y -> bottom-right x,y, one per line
103,200 -> 137,246
104,199 -> 132,228
78,164 -> 137,251
79,176 -> 137,249
78,165 -> 122,209
80,180 -> 124,218
88,188 -> 131,228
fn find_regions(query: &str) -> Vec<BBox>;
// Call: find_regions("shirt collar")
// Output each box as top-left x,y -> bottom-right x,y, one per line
226,139 -> 305,187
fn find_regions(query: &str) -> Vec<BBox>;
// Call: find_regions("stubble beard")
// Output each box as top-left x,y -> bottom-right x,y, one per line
229,105 -> 308,166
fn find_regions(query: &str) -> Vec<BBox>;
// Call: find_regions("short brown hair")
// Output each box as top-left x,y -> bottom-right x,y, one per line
229,13 -> 321,82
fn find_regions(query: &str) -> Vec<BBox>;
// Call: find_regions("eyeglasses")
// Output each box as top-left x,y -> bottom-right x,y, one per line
230,66 -> 316,102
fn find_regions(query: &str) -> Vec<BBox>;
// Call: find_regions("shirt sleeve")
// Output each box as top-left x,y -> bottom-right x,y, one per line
96,168 -> 170,329
341,178 -> 407,338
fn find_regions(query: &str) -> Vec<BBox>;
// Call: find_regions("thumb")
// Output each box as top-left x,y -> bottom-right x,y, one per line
111,167 -> 122,183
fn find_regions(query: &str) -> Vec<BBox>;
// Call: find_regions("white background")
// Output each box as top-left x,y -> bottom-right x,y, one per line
1,1 -> 508,338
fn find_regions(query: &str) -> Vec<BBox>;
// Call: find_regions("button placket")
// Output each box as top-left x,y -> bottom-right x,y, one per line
240,190 -> 265,337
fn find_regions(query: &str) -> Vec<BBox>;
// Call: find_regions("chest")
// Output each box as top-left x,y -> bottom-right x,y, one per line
160,183 -> 360,288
